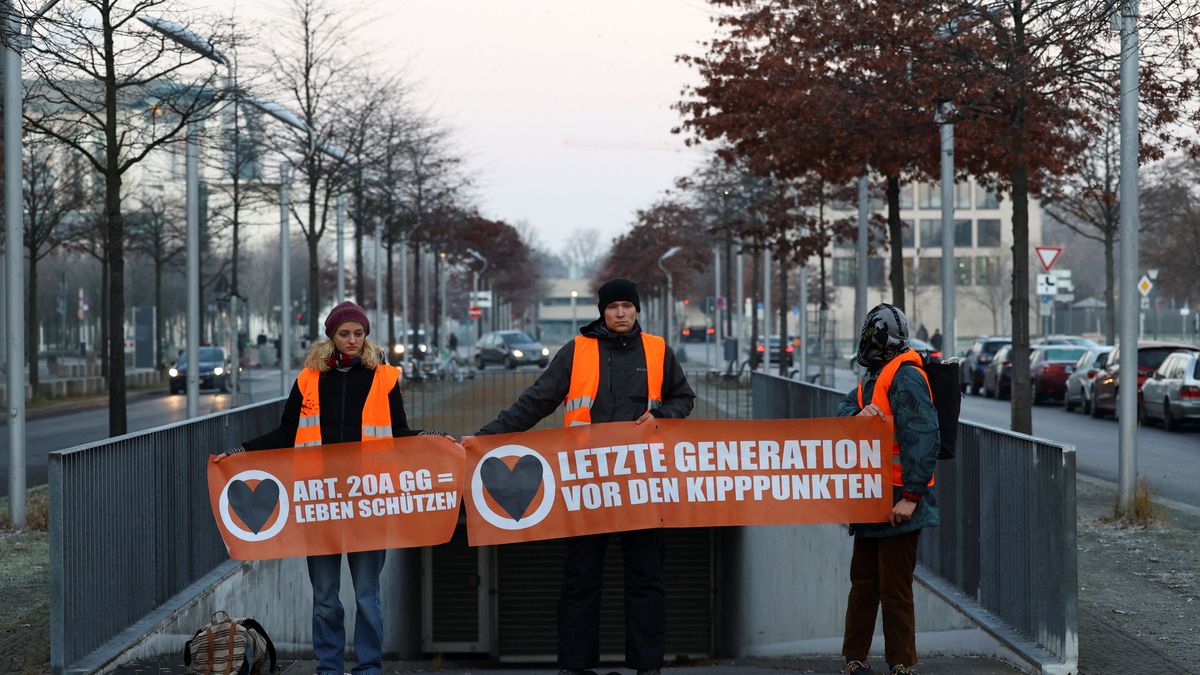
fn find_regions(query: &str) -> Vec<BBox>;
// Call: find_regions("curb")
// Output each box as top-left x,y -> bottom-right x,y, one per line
0,387 -> 166,423
1075,472 -> 1200,519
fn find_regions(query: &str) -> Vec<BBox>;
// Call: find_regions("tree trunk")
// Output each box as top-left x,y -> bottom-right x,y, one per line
307,235 -> 320,341
103,7 -> 127,435
432,251 -> 441,348
100,256 -> 108,378
386,239 -> 395,351
724,232 -> 734,336
819,248 -> 829,378
750,244 -> 761,370
778,259 -> 788,376
27,252 -> 39,392
1104,225 -> 1116,345
411,243 -> 422,352
154,258 -> 164,369
1010,156 -> 1033,434
886,175 -> 905,309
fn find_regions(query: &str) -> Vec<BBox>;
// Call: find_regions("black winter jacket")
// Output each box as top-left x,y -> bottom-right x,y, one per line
476,318 -> 695,435
242,363 -> 418,450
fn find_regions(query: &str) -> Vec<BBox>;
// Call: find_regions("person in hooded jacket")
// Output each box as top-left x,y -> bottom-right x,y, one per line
835,303 -> 940,675
473,278 -> 695,675
219,301 -> 445,675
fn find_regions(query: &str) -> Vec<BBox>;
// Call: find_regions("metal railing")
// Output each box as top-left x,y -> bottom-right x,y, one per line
751,372 -> 1078,667
49,398 -> 285,671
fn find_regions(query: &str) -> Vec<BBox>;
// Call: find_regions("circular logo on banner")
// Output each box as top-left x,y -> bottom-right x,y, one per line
219,469 -> 290,542
472,444 -> 555,530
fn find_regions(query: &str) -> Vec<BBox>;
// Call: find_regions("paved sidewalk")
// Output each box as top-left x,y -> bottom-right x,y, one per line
112,656 -> 1021,674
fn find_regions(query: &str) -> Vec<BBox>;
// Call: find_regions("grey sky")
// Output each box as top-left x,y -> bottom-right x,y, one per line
214,0 -> 717,252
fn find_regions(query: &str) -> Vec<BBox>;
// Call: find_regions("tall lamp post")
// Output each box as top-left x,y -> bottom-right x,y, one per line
658,246 -> 682,342
6,0 -> 64,526
570,290 -> 579,336
467,249 -> 488,340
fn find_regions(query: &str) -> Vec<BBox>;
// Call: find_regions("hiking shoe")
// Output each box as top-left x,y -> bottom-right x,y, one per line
890,666 -> 918,675
844,661 -> 873,674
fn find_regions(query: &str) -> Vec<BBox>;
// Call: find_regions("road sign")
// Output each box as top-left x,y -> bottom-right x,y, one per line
1138,275 -> 1153,297
469,291 -> 493,308
1039,295 -> 1053,316
468,306 -> 482,319
1054,293 -> 1075,302
1036,273 -> 1057,296
715,296 -> 727,311
1035,246 -> 1063,272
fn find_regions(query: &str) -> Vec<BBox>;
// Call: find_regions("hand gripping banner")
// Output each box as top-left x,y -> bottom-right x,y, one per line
463,417 -> 893,546
207,436 -> 465,560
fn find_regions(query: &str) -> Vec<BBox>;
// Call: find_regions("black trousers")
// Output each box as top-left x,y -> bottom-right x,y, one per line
557,528 -> 666,670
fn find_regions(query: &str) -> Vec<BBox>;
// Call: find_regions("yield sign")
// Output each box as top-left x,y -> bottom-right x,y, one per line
1035,246 -> 1063,272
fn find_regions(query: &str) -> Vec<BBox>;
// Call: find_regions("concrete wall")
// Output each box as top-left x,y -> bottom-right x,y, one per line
723,524 -> 1023,666
95,550 -> 421,673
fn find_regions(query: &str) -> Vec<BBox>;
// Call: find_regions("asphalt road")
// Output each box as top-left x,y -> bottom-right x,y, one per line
0,368 -> 287,498
4,351 -> 1198,508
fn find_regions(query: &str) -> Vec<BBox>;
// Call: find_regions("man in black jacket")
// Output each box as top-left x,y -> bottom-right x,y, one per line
475,278 -> 694,675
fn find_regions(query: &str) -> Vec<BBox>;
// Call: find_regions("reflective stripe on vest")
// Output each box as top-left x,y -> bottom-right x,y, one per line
293,364 -> 401,447
563,333 -> 666,427
856,349 -> 935,488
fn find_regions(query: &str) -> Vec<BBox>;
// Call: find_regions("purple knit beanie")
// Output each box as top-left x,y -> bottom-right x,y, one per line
324,301 -> 371,338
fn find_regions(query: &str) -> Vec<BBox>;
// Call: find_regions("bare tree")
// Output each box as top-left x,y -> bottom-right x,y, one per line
560,228 -> 607,278
23,134 -> 87,391
25,0 -> 227,434
265,0 -> 356,340
126,192 -> 185,367
967,254 -> 1013,336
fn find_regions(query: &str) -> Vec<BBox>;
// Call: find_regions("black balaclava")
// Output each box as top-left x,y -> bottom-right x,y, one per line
855,303 -> 911,368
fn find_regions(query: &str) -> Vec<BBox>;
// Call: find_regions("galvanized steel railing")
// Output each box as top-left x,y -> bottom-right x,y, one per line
751,373 -> 1078,667
49,399 -> 286,671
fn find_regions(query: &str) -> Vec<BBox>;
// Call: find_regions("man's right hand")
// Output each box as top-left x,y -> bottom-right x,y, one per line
857,404 -> 885,420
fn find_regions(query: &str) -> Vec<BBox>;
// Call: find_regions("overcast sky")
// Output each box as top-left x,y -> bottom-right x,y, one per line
211,0 -> 718,254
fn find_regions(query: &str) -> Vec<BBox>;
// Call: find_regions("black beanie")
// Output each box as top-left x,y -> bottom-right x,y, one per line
597,278 -> 641,314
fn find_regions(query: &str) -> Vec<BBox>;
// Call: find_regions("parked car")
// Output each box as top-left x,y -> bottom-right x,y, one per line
475,330 -> 550,369
1064,346 -> 1114,414
1091,341 -> 1200,419
1030,346 -> 1089,404
962,337 -> 1012,395
752,335 -> 794,368
1139,350 -> 1200,430
909,337 -> 941,361
982,345 -> 1014,399
169,346 -> 230,394
680,326 -> 715,343
1032,335 -> 1102,350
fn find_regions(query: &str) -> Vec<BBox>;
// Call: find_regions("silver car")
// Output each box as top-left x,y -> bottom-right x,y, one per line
1139,350 -> 1200,430
1064,346 -> 1113,415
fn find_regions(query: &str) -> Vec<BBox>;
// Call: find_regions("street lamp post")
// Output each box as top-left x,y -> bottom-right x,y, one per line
1117,0 -> 1141,514
467,249 -> 488,341
280,166 -> 291,395
336,196 -> 346,304
571,290 -> 579,336
938,102 -> 957,362
658,246 -> 682,343
185,120 -> 200,418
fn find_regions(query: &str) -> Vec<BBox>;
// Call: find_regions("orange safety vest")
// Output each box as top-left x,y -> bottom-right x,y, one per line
293,364 -> 401,447
563,334 -> 666,427
856,349 -> 935,488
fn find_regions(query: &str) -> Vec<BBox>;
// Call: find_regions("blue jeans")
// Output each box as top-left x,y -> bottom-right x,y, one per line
306,550 -> 387,675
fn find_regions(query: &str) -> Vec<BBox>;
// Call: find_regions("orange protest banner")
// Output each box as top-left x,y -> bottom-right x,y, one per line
463,417 -> 893,546
207,436 -> 465,560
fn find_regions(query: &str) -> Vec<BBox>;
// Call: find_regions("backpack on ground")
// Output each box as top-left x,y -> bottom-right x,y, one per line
183,611 -> 277,675
904,356 -> 962,460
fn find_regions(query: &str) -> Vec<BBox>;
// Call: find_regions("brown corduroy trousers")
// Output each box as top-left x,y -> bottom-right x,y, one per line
841,530 -> 921,668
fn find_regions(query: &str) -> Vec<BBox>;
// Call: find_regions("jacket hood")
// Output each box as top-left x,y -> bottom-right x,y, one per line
580,317 -> 643,340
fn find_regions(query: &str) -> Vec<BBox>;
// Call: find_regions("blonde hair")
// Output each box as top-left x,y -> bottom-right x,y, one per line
303,337 -> 385,373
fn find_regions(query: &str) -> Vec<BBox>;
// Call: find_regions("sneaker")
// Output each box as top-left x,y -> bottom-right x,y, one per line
844,660 -> 873,674
890,666 -> 918,675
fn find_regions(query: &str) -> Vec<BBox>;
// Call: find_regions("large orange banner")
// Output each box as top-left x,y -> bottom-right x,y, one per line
463,417 -> 893,546
207,436 -> 464,560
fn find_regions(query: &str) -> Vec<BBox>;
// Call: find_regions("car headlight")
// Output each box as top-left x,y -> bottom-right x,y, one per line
418,344 -> 427,353
542,347 -> 550,356
393,343 -> 405,354
512,349 -> 525,358
168,368 -> 179,378
213,366 -> 224,376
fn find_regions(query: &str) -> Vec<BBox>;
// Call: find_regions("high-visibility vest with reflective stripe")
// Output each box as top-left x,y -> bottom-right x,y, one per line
563,334 -> 666,427
294,364 -> 400,447
856,349 -> 935,488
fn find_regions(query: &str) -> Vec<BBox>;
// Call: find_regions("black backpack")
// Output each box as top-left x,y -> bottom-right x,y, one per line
902,356 -> 962,460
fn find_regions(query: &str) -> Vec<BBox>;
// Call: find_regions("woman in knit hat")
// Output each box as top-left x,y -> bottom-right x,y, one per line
225,300 -> 441,675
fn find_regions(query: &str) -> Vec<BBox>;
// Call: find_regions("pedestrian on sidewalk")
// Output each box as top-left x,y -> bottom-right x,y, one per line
836,303 -> 940,675
929,329 -> 942,353
219,301 -> 445,675
472,278 -> 695,675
